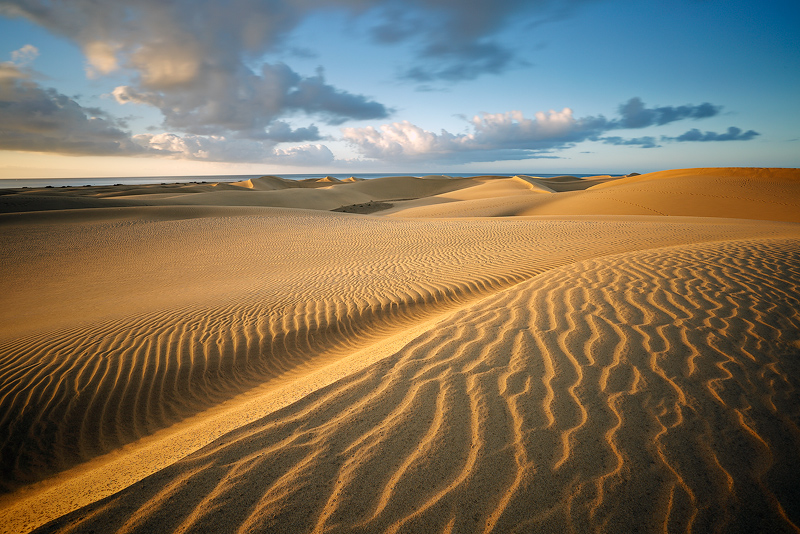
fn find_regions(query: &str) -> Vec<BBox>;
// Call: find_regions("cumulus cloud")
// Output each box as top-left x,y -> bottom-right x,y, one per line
0,0 -> 591,141
0,0 -> 390,141
343,107 -> 610,162
111,64 -> 381,139
134,132 -> 334,164
0,60 -> 333,163
343,97 -> 756,162
665,127 -> 760,142
0,62 -> 147,156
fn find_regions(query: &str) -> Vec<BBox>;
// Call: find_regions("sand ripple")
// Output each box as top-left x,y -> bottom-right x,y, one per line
6,211 -> 789,494
32,236 -> 800,533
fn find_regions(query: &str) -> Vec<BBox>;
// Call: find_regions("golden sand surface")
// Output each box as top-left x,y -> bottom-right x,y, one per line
0,168 -> 799,533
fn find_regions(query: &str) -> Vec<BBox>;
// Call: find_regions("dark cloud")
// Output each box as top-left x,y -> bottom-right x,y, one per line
401,42 -> 517,82
600,136 -> 659,148
666,127 -> 760,142
0,62 -> 335,163
0,0 -> 589,121
112,63 -> 388,138
0,0 -> 390,141
369,0 -> 578,81
0,62 -> 146,155
616,97 -> 722,129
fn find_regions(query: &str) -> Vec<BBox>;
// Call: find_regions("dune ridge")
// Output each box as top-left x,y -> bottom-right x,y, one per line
5,211 -> 793,494
1,168 -> 799,533
29,236 -> 800,533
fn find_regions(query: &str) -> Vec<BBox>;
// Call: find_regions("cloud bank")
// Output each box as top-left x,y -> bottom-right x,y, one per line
0,58 -> 334,164
0,0 -> 580,145
0,62 -> 146,156
0,0 -> 393,144
343,98 -> 758,162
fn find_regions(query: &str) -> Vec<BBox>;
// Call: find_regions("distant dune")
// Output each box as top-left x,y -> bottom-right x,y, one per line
1,168 -> 799,533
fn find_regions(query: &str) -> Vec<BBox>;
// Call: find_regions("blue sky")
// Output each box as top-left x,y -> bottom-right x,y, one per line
0,0 -> 798,177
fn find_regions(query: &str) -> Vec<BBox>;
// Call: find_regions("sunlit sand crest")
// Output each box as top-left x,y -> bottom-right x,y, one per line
0,168 -> 799,533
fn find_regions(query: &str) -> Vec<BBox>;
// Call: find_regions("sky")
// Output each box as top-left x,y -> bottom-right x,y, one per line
0,0 -> 798,178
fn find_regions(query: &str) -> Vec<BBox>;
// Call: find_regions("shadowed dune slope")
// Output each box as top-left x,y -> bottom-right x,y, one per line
34,236 -> 800,534
1,209 -> 796,499
388,168 -> 800,220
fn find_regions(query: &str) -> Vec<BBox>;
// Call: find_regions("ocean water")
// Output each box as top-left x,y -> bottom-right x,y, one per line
0,173 -> 612,189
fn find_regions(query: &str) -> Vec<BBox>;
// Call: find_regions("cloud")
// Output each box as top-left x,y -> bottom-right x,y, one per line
600,136 -> 660,148
134,132 -> 334,164
343,107 -> 611,162
0,61 -> 333,163
369,0 -> 582,82
0,0 -> 591,138
111,64 -> 383,139
343,97 -> 754,162
0,62 -> 147,156
615,97 -> 722,129
10,44 -> 38,66
665,127 -> 760,142
1,0 -> 390,141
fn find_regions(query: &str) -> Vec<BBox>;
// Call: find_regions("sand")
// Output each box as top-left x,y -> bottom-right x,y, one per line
0,168 -> 799,533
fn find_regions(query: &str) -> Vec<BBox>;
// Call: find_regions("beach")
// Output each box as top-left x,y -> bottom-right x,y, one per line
1,167 -> 799,533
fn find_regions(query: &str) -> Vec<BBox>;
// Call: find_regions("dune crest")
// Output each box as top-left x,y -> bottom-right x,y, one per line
0,168 -> 799,533
27,236 -> 800,534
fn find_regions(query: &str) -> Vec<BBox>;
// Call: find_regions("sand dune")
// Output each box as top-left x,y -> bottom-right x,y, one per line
387,168 -> 800,220
25,236 -> 800,534
1,168 -> 799,533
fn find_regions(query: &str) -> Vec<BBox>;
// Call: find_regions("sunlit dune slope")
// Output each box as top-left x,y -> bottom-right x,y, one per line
1,167 -> 799,534
387,168 -> 800,221
1,208 -> 795,497
33,236 -> 800,534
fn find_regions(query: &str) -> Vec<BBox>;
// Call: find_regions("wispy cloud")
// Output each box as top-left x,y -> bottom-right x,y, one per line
664,127 -> 760,142
615,97 -> 721,128
369,0 -> 585,82
600,136 -> 660,148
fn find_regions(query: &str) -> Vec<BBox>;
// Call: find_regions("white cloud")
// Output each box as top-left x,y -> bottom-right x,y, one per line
84,41 -> 121,77
10,44 -> 38,66
342,107 -> 610,162
133,132 -> 334,164
342,98 -> 756,163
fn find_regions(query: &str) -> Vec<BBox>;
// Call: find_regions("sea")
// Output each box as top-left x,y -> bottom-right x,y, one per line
0,173 -> 613,189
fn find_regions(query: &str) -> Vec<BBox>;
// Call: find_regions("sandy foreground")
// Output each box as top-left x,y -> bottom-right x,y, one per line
1,168 -> 799,533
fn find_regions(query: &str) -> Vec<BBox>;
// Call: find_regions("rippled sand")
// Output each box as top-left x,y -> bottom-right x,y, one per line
1,168 -> 799,533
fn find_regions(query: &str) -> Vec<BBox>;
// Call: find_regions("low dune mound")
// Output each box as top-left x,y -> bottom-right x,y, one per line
230,175 -> 297,191
33,236 -> 800,534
